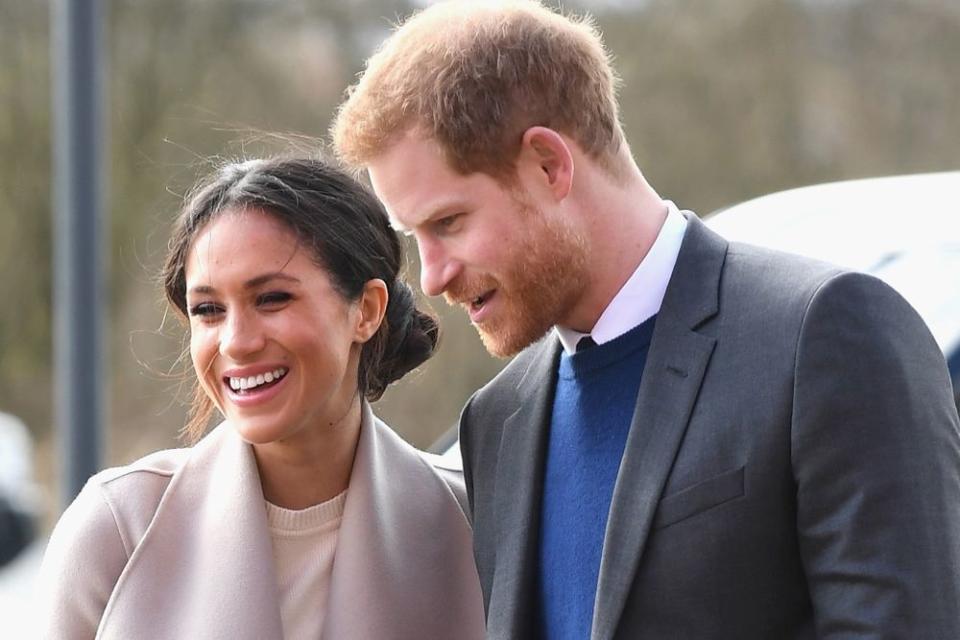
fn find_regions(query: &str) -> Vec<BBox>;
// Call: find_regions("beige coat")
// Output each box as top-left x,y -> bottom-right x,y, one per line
38,403 -> 485,639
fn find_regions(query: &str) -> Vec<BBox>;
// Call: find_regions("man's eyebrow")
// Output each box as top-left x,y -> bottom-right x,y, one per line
393,198 -> 469,234
187,272 -> 301,297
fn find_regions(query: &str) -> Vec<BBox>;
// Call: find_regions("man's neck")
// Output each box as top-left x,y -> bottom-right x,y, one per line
563,169 -> 668,333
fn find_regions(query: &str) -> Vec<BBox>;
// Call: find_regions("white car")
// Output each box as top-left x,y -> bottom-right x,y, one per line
0,412 -> 37,567
0,412 -> 42,637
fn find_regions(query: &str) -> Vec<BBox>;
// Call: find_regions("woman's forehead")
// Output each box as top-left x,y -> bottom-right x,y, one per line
185,209 -> 306,284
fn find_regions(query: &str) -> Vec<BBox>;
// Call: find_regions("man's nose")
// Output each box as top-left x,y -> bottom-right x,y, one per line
417,239 -> 462,297
219,310 -> 266,360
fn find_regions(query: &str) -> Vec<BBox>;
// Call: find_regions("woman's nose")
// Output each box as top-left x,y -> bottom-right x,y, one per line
219,310 -> 266,360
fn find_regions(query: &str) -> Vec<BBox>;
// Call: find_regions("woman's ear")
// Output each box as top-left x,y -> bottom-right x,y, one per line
355,278 -> 388,343
518,126 -> 574,201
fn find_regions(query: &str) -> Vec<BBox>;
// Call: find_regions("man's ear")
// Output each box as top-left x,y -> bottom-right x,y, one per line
355,278 -> 388,343
519,126 -> 574,201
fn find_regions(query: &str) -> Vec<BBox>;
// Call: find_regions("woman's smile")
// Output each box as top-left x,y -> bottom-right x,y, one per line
223,365 -> 290,406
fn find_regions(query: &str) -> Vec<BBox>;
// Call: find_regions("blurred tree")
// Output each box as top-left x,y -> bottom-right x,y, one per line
597,0 -> 960,211
0,0 -> 52,445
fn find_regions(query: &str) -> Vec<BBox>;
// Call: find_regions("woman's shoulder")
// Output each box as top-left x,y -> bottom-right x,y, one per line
90,446 -> 191,534
46,445 -> 192,562
43,445 -> 195,568
412,442 -> 470,520
417,448 -> 465,489
364,410 -> 471,518
93,445 -> 188,492
418,449 -> 470,519
37,445 -> 192,638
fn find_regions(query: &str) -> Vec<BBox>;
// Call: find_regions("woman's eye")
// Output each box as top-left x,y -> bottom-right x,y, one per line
257,291 -> 292,306
188,302 -> 223,317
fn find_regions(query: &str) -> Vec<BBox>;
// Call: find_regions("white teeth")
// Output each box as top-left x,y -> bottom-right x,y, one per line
228,368 -> 287,392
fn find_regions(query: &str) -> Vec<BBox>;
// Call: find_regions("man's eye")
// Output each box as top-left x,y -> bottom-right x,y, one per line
257,291 -> 292,306
435,213 -> 463,233
188,302 -> 223,317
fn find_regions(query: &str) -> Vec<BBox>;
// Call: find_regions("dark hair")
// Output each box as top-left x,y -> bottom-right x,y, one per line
162,156 -> 439,442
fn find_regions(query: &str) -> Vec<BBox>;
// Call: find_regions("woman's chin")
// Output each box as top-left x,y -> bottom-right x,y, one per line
229,417 -> 291,447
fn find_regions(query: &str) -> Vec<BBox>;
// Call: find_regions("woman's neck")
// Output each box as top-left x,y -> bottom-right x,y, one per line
252,397 -> 362,510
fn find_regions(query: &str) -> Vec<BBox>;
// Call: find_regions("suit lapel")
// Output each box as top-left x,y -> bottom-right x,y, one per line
485,339 -> 560,638
592,214 -> 727,640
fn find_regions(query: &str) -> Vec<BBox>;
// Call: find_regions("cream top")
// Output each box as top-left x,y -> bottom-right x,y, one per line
265,490 -> 347,640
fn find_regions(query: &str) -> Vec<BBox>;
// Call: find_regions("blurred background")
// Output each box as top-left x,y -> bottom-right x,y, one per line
1,0 -> 959,540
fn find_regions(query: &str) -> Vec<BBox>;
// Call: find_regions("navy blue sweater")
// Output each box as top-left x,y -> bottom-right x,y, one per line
537,316 -> 657,639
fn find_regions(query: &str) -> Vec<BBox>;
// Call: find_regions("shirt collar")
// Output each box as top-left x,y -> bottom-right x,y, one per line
555,201 -> 688,355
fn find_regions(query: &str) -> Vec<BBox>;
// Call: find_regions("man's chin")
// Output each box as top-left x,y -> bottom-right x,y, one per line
476,322 -> 550,359
478,332 -> 517,359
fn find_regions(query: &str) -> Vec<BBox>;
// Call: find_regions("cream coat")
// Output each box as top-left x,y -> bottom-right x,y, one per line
38,403 -> 485,639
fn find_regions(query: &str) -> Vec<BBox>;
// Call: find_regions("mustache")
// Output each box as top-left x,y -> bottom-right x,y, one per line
443,273 -> 500,306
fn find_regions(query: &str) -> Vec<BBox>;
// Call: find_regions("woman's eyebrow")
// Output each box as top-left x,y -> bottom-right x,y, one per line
187,272 -> 301,297
243,272 -> 301,289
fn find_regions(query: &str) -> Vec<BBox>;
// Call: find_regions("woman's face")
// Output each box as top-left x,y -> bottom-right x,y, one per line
185,208 -> 365,447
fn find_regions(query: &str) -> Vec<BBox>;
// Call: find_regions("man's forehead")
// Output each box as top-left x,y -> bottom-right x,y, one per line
367,144 -> 468,230
366,165 -> 419,232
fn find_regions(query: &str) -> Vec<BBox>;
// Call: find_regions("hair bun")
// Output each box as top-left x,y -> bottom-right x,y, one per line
385,280 -> 415,345
363,280 -> 439,400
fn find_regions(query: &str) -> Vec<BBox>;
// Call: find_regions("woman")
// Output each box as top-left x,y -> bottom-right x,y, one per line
38,157 -> 486,639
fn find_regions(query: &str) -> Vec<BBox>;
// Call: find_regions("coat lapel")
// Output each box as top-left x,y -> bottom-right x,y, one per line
97,425 -> 284,640
591,214 -> 727,640
485,339 -> 560,638
323,403 -> 485,639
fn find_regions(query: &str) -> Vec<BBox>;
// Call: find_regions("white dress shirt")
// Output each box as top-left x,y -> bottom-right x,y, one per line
555,201 -> 688,354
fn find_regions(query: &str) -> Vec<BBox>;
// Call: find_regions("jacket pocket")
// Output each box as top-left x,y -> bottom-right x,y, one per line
653,465 -> 745,530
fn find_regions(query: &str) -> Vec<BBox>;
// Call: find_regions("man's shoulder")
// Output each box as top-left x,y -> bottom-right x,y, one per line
707,239 -> 852,323
722,241 -> 920,320
458,335 -> 556,456
725,240 -> 842,288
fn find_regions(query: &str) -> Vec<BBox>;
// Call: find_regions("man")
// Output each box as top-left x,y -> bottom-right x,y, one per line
332,1 -> 960,637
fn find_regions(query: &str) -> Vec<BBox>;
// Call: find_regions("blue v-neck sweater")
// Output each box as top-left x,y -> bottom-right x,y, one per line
537,315 -> 657,639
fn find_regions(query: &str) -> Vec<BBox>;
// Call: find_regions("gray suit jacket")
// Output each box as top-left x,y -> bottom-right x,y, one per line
460,214 -> 960,639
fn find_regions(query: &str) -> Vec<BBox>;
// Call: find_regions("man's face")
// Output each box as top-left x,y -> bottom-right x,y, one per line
368,131 -> 587,357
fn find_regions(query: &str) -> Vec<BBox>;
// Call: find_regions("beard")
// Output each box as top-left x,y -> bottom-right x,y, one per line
444,201 -> 588,358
